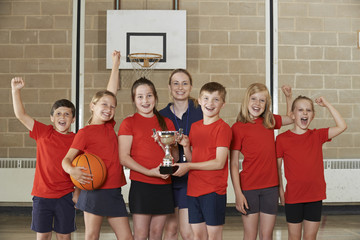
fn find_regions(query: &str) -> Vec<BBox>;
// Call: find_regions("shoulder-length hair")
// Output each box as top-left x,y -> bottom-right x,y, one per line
88,90 -> 117,125
236,83 -> 275,129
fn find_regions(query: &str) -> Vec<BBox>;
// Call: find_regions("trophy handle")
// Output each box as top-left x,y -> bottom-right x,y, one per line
152,128 -> 163,148
178,128 -> 183,137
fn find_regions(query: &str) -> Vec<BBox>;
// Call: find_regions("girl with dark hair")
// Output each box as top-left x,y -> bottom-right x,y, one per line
118,77 -> 179,240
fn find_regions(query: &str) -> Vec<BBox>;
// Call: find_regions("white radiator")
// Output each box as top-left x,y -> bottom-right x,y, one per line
1,158 -> 359,204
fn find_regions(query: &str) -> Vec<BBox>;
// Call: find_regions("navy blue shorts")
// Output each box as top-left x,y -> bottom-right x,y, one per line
31,192 -> 76,234
173,185 -> 188,209
129,180 -> 174,215
76,188 -> 128,217
285,201 -> 322,223
188,192 -> 226,226
242,186 -> 279,215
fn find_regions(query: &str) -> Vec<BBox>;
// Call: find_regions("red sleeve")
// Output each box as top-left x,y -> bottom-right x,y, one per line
274,114 -> 282,129
216,122 -> 232,148
317,128 -> 331,144
118,117 -> 133,136
70,128 -> 86,151
29,120 -> 51,140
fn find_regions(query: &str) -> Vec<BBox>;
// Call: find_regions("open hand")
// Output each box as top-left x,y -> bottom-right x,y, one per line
69,166 -> 92,185
235,193 -> 249,215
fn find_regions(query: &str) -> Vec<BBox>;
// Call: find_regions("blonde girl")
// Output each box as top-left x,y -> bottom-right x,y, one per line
230,83 -> 292,240
62,51 -> 133,240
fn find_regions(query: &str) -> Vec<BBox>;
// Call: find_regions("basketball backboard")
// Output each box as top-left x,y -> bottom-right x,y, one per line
106,10 -> 187,70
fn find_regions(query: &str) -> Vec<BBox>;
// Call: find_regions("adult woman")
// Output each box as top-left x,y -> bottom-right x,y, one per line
159,69 -> 203,240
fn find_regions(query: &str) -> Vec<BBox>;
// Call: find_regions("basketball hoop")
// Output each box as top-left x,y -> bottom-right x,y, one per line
128,53 -> 162,79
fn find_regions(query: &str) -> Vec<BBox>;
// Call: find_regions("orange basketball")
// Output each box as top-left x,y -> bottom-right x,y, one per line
70,153 -> 107,190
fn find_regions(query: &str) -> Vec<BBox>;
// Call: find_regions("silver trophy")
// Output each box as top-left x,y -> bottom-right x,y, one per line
153,128 -> 183,174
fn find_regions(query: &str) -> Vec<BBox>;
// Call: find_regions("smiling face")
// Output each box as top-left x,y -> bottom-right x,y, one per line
50,107 -> 75,134
90,94 -> 116,124
134,84 -> 156,118
169,72 -> 192,101
247,91 -> 267,119
291,98 -> 315,132
198,90 -> 225,121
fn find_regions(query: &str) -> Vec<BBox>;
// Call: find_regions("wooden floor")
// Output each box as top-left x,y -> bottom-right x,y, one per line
0,213 -> 360,239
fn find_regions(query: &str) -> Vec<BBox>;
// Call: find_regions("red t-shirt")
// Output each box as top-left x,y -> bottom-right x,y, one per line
30,121 -> 75,198
231,115 -> 282,191
118,113 -> 175,185
276,128 -> 330,204
187,119 -> 232,197
71,120 -> 126,189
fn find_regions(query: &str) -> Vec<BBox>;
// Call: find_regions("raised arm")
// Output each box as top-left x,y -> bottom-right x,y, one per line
11,77 -> 35,131
107,50 -> 121,95
315,96 -> 347,139
230,150 -> 249,214
280,85 -> 293,126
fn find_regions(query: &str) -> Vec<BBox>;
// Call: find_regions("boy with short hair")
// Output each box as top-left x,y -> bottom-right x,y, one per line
173,82 -> 232,240
11,77 -> 76,240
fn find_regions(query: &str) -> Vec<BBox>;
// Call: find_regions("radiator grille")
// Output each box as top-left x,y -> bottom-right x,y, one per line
240,159 -> 360,170
324,159 -> 360,170
0,159 -> 360,170
0,158 -> 36,169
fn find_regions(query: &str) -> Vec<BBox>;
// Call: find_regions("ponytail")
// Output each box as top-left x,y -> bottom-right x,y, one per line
154,108 -> 168,131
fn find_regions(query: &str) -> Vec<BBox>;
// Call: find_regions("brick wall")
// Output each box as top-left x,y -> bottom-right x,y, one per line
0,0 -> 73,157
278,0 -> 360,158
1,0 -> 359,159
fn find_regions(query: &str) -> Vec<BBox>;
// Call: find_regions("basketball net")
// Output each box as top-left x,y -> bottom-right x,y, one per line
128,53 -> 162,80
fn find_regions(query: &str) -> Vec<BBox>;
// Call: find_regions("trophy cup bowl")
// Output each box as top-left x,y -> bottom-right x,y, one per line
153,129 -> 183,174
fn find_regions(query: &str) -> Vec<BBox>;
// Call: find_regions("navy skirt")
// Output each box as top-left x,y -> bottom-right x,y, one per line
76,188 -> 128,217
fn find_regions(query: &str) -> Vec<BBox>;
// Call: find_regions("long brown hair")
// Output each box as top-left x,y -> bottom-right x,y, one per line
168,68 -> 198,107
236,83 -> 275,129
131,77 -> 168,131
88,90 -> 117,125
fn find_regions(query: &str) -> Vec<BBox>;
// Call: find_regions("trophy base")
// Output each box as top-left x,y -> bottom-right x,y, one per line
160,165 -> 179,174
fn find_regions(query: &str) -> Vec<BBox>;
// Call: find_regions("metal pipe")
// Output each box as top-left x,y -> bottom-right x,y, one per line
173,0 -> 179,10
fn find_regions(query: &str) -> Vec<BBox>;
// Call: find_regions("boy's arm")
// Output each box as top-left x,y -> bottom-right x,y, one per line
230,150 -> 248,214
173,146 -> 228,176
178,135 -> 192,161
107,50 -> 121,95
315,97 -> 347,139
280,85 -> 293,126
277,157 -> 285,206
11,77 -> 35,131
